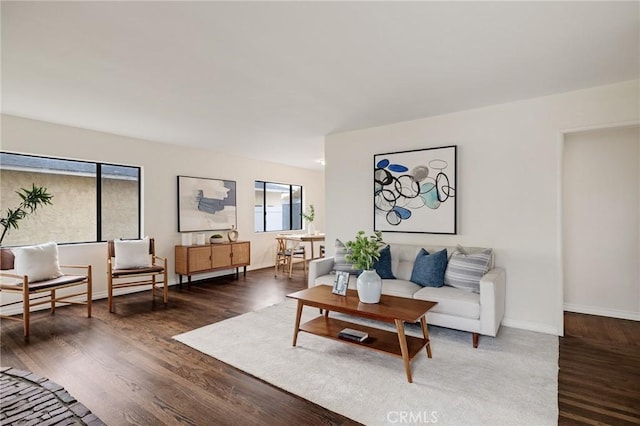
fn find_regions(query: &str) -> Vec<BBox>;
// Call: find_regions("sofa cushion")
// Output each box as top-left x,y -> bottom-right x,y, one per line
389,245 -> 423,281
413,285 -> 481,319
389,244 -> 494,277
410,248 -> 447,287
315,274 -> 357,289
381,279 -> 422,298
444,248 -> 492,293
373,245 -> 395,279
332,239 -> 360,274
315,275 -> 420,299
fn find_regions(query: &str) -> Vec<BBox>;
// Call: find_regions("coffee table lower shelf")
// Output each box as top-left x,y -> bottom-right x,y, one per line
299,316 -> 428,361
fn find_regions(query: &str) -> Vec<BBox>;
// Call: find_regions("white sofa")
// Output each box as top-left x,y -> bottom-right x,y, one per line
308,243 -> 506,347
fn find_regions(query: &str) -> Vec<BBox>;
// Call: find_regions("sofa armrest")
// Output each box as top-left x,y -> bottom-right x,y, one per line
479,267 -> 506,337
308,257 -> 335,288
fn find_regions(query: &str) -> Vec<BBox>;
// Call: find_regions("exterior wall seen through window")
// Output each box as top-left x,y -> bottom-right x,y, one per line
0,153 -> 140,246
254,181 -> 302,232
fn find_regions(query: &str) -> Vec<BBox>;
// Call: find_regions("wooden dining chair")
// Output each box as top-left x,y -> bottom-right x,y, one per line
274,237 -> 307,279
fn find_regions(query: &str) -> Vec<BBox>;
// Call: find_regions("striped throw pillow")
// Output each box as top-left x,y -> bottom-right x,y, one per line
444,248 -> 492,293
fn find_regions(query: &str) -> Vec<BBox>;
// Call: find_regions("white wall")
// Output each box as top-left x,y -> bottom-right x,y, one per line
0,114 -> 325,305
563,125 -> 640,320
324,80 -> 639,335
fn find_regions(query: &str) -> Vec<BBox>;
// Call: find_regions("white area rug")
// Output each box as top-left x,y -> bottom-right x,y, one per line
174,300 -> 558,425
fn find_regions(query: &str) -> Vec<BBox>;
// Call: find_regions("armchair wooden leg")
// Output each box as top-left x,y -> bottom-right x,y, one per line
163,273 -> 168,305
87,268 -> 92,318
108,281 -> 114,313
472,332 -> 479,348
23,287 -> 30,337
51,289 -> 56,314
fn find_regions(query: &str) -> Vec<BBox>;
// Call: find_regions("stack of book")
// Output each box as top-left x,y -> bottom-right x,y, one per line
338,328 -> 368,343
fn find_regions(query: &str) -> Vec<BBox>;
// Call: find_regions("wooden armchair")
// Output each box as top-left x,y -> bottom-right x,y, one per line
106,238 -> 168,313
0,244 -> 92,337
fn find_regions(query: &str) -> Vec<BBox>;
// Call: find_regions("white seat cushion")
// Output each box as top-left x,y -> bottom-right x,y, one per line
314,275 -> 421,298
315,274 -> 341,285
381,279 -> 422,298
314,274 -> 358,289
413,285 -> 480,319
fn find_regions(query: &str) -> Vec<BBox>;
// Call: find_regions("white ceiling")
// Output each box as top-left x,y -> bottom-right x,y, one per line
2,1 -> 638,170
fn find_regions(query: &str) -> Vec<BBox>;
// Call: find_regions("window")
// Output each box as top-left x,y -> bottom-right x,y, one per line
254,181 -> 302,232
0,152 -> 140,245
100,164 -> 141,241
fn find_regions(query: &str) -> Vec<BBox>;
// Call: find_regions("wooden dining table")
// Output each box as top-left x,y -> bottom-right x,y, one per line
281,233 -> 325,259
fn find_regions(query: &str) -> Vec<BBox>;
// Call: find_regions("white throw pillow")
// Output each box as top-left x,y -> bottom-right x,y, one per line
13,242 -> 63,282
114,237 -> 151,269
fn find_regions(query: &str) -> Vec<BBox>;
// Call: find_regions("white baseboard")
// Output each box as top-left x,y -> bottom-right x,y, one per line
501,317 -> 560,335
563,303 -> 640,321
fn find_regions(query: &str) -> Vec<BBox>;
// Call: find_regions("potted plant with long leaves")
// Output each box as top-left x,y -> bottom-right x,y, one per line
346,230 -> 385,303
0,184 -> 53,246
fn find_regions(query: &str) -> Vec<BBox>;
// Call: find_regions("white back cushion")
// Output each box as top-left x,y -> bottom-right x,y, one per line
389,244 -> 494,281
389,245 -> 422,281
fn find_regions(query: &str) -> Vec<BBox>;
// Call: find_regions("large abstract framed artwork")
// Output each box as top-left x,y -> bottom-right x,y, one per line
374,146 -> 457,234
177,176 -> 237,232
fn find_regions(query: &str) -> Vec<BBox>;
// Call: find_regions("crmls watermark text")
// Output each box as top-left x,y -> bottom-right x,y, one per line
387,411 -> 439,424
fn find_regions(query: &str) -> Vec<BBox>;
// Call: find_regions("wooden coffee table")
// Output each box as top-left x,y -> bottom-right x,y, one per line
287,285 -> 437,383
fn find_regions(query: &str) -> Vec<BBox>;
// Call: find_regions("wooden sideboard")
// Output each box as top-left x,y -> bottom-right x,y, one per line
175,241 -> 250,285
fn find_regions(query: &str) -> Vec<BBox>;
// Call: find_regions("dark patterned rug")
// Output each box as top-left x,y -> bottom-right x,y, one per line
0,367 -> 104,425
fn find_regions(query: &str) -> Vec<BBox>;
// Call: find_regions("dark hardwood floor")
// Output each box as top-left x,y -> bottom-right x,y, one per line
1,268 -> 359,426
1,267 -> 639,425
559,312 -> 640,425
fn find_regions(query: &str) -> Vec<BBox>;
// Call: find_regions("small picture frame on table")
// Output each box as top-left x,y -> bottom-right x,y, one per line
332,271 -> 349,296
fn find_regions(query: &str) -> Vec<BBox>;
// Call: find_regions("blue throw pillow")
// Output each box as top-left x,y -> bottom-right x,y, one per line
373,245 -> 395,279
410,248 -> 448,287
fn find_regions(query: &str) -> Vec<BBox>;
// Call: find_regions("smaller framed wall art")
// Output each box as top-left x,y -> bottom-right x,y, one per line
177,175 -> 237,232
374,145 -> 457,234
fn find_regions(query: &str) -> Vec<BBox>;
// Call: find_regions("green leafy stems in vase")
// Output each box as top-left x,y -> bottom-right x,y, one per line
301,204 -> 315,223
345,230 -> 385,271
302,204 -> 316,235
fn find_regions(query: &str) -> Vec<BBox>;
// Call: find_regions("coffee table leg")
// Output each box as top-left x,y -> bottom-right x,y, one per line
395,319 -> 413,383
420,316 -> 432,358
292,300 -> 304,347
